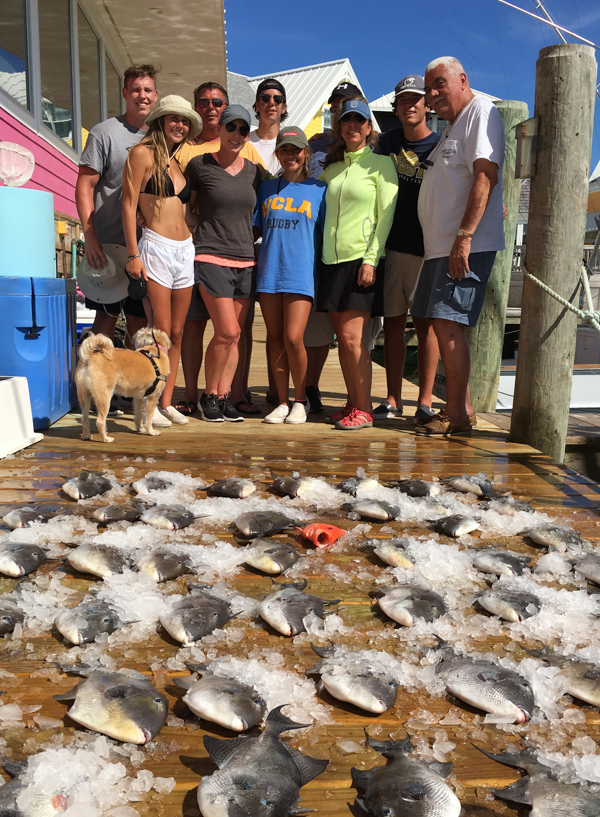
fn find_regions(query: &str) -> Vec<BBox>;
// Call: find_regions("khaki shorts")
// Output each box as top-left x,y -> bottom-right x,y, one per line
382,250 -> 424,318
303,304 -> 381,351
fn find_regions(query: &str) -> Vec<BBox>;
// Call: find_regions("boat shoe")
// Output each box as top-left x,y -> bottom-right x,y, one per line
414,412 -> 472,437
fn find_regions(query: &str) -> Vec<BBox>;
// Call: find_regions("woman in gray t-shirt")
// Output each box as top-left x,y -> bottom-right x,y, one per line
187,105 -> 264,424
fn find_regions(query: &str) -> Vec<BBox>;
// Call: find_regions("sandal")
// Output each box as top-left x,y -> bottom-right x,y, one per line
234,400 -> 261,416
174,401 -> 197,417
335,407 -> 373,430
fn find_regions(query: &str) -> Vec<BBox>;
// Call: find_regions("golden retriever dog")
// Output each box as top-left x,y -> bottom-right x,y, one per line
76,327 -> 171,443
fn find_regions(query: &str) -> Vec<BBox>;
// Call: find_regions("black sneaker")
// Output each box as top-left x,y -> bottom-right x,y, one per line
91,398 -> 123,417
305,385 -> 323,413
219,395 -> 244,423
200,392 -> 224,422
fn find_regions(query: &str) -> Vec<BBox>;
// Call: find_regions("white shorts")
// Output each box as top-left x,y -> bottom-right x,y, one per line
140,228 -> 194,290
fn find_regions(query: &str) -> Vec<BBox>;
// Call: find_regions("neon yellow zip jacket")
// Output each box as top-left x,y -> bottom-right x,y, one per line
319,145 -> 398,267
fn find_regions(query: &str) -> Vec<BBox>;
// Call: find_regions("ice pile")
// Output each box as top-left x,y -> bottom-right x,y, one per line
96,570 -> 170,637
2,515 -> 98,550
14,736 -> 175,814
132,470 -> 206,504
16,573 -> 78,636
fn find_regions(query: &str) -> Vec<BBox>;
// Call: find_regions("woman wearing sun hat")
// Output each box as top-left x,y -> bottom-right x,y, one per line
122,94 -> 202,427
254,125 -> 326,426
186,105 -> 265,424
318,96 -> 398,430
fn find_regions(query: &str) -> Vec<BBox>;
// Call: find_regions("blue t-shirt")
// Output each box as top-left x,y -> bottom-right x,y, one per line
254,177 -> 326,298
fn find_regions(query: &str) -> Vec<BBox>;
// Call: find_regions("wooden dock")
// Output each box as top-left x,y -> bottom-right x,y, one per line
1,312 -> 600,815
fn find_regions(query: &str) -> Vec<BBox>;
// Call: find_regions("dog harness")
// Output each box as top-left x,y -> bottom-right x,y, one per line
139,347 -> 168,397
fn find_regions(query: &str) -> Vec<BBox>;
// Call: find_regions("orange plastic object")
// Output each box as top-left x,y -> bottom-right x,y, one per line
296,523 -> 346,549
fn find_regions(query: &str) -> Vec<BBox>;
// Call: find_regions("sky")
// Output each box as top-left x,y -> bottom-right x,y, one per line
224,0 -> 600,176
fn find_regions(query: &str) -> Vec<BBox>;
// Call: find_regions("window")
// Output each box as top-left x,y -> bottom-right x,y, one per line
78,8 -> 100,132
0,0 -> 29,109
322,105 -> 332,131
105,55 -> 121,119
39,0 -> 73,143
436,118 -> 447,134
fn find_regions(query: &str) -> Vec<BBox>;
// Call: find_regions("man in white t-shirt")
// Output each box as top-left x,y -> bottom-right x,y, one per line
249,78 -> 288,175
412,56 -> 505,437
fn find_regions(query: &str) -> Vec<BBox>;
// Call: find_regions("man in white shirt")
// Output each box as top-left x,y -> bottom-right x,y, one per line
249,78 -> 288,175
413,56 -> 505,437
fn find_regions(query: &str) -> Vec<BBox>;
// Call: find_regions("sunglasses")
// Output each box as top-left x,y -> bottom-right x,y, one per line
341,113 -> 368,124
224,121 -> 250,138
197,97 -> 225,109
259,93 -> 284,105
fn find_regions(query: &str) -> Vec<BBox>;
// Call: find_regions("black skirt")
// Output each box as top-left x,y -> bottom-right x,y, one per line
317,258 -> 378,313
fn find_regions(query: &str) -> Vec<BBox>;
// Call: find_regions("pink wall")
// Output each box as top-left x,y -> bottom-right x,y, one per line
0,106 -> 78,219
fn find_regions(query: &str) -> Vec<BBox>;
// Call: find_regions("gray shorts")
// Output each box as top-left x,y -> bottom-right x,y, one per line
187,262 -> 211,321
195,261 -> 255,300
411,251 -> 496,327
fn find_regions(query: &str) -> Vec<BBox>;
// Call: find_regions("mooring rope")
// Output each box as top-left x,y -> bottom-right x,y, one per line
522,263 -> 600,333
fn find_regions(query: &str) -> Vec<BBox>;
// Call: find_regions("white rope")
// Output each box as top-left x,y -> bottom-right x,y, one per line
522,264 -> 600,333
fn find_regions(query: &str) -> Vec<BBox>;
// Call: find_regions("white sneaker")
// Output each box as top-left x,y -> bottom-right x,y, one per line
159,405 -> 189,425
263,404 -> 290,424
152,407 -> 172,427
285,401 -> 309,424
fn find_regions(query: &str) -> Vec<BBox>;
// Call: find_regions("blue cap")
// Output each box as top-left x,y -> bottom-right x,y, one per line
340,99 -> 371,120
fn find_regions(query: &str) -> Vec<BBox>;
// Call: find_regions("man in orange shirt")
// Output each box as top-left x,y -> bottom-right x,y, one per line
176,82 -> 266,417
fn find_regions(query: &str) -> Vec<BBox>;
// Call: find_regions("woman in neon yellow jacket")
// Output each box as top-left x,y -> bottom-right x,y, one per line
318,97 -> 398,430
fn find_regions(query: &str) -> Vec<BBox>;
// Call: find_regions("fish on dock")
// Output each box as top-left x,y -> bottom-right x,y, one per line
477,586 -> 541,622
435,514 -> 480,538
352,734 -> 461,817
388,478 -> 441,498
0,756 -> 68,816
207,478 -> 257,499
0,543 -> 46,577
55,599 -> 132,645
268,472 -> 312,498
341,499 -> 399,522
231,511 -> 296,539
92,501 -> 146,523
197,705 -> 328,817
159,585 -> 237,646
0,594 -> 25,636
526,525 -> 584,551
472,548 -> 531,577
137,550 -> 192,582
242,539 -> 300,574
132,474 -> 173,494
522,644 -> 600,707
2,505 -> 57,529
361,537 -> 414,568
375,584 -> 447,627
445,474 -> 495,498
140,504 -> 196,530
61,470 -> 113,501
258,579 -> 340,636
54,668 -> 168,744
337,475 -> 379,495
174,663 -> 266,731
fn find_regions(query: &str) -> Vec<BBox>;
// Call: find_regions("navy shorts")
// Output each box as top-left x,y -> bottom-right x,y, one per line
411,251 -> 496,327
84,295 -> 146,318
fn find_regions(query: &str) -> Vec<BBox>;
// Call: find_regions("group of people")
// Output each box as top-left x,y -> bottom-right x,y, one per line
76,56 -> 505,436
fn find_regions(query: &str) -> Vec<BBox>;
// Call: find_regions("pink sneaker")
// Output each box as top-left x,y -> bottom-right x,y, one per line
326,403 -> 352,425
335,407 -> 374,430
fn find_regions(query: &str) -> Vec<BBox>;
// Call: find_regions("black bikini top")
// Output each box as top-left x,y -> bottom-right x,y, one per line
143,164 -> 191,203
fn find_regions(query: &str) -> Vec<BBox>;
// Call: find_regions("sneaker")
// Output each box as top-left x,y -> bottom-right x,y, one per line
335,407 -> 373,430
152,407 -> 172,427
415,404 -> 436,425
285,401 -> 309,425
305,386 -> 323,413
264,404 -> 290,424
200,392 -> 224,422
219,395 -> 244,423
91,398 -> 123,417
373,400 -> 402,420
325,403 -> 352,425
159,405 -> 189,425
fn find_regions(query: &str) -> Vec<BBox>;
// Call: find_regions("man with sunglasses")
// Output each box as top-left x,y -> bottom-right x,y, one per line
174,82 -> 266,418
413,57 -> 505,437
249,78 -> 288,175
372,75 -> 440,424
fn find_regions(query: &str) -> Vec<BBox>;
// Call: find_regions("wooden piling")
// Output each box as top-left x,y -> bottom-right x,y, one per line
509,44 -> 596,462
467,99 -> 529,411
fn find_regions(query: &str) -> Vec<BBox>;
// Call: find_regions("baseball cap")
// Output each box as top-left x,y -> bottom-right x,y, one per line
276,125 -> 308,149
340,99 -> 371,120
256,78 -> 286,100
219,104 -> 252,128
328,82 -> 362,104
394,75 -> 426,97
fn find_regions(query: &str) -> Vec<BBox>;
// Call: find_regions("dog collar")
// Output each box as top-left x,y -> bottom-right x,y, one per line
138,348 -> 168,397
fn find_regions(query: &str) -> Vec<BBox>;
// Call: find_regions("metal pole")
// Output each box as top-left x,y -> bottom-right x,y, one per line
509,44 -> 597,462
493,0 -> 599,48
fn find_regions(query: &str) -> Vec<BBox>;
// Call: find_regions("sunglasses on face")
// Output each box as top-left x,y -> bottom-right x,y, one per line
197,97 -> 225,109
340,113 -> 367,125
259,93 -> 284,105
224,121 -> 250,137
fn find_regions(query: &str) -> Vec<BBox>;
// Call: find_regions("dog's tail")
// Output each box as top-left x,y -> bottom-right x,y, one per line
78,333 -> 114,364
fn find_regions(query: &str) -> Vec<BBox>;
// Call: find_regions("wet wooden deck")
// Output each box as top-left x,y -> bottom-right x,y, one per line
1,313 -> 600,815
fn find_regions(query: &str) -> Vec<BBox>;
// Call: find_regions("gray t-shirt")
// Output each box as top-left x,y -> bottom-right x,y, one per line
79,115 -> 144,245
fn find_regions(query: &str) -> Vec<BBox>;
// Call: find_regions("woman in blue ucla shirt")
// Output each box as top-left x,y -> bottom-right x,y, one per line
254,126 -> 326,425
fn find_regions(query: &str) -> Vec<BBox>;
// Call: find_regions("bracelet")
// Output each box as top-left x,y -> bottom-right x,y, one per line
128,254 -> 141,261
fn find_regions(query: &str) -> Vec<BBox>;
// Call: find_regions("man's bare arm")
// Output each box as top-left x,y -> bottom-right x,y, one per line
75,166 -> 107,270
449,157 -> 498,280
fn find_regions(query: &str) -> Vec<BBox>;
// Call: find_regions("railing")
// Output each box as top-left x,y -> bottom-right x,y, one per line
512,243 -> 599,273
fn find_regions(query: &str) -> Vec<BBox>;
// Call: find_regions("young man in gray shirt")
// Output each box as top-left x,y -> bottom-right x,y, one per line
75,64 -> 158,342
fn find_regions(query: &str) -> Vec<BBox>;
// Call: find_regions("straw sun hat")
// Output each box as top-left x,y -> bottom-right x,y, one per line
145,95 -> 202,140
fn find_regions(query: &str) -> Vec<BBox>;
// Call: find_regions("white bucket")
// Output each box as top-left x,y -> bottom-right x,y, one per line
0,376 -> 44,458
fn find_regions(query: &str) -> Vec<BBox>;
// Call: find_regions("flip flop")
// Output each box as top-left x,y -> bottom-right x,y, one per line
234,400 -> 261,416
174,401 -> 197,416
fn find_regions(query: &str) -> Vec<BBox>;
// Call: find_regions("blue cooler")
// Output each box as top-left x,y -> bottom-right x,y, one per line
0,277 -> 77,429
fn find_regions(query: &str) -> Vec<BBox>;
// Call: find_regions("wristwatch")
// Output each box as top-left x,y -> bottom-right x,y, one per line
457,228 -> 474,238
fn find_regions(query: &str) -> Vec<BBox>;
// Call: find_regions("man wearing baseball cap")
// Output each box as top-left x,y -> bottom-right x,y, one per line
249,78 -> 288,174
372,74 -> 440,424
